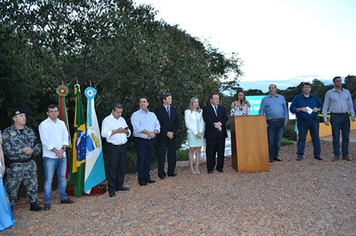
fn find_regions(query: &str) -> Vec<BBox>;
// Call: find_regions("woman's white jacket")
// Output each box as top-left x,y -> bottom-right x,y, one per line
184,109 -> 205,135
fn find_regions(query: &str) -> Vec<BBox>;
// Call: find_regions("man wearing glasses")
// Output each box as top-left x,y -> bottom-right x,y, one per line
290,82 -> 323,161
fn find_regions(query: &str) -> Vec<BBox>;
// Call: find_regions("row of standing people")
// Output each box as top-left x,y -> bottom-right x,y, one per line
103,93 -> 229,198
259,77 -> 355,163
0,91 -> 227,214
1,75 -> 354,217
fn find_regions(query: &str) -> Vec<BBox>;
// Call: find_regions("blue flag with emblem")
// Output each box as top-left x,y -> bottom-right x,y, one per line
84,87 -> 106,194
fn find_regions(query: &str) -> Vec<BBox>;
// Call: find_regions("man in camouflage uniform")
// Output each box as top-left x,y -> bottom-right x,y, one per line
2,109 -> 43,211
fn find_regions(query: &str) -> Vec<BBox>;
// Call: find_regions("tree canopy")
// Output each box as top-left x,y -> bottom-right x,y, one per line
0,0 -> 242,149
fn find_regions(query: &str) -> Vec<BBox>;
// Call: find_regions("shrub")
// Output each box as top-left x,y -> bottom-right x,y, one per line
283,120 -> 297,141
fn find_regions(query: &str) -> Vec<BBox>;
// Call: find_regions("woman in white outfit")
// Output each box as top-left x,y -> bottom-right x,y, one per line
184,97 -> 206,174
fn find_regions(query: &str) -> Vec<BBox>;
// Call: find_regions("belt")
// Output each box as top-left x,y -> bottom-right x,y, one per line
9,156 -> 34,164
108,142 -> 127,147
267,118 -> 283,121
298,117 -> 317,121
330,112 -> 348,115
134,137 -> 152,141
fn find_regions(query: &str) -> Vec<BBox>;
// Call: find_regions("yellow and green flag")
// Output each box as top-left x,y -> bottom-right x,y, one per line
70,83 -> 86,197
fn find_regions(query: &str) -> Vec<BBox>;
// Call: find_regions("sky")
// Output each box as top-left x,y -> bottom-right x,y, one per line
134,0 -> 356,92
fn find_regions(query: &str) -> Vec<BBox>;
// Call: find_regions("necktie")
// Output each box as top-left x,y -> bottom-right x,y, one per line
167,107 -> 170,119
214,106 -> 218,116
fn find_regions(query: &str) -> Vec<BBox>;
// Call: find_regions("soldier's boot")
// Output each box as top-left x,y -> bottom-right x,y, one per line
29,202 -> 43,211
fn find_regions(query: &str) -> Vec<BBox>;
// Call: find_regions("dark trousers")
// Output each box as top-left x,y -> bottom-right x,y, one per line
134,138 -> 155,182
206,138 -> 225,172
267,119 -> 284,159
297,117 -> 321,156
330,113 -> 350,157
107,143 -> 127,194
157,136 -> 177,177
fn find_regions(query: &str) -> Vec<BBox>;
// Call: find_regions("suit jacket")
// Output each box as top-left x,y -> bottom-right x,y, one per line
155,105 -> 179,139
203,104 -> 228,139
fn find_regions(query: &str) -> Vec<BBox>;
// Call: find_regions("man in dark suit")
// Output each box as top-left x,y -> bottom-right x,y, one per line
203,92 -> 228,173
155,93 -> 179,179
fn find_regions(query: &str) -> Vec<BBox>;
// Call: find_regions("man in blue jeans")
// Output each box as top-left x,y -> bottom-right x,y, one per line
290,82 -> 323,161
322,76 -> 355,161
39,104 -> 74,211
259,84 -> 288,163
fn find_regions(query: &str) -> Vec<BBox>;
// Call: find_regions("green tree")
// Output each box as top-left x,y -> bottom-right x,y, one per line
0,0 -> 242,149
344,75 -> 356,100
310,79 -> 333,102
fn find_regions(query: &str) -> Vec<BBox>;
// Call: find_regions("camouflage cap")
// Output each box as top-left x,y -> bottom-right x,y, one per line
11,109 -> 26,118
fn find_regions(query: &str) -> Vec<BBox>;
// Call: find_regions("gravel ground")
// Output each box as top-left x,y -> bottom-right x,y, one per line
2,140 -> 356,236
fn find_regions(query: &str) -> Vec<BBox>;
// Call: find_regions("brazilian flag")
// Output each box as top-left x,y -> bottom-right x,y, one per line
70,84 -> 86,197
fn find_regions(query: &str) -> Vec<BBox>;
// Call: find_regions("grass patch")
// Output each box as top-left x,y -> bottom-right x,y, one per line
176,149 -> 189,161
281,138 -> 295,146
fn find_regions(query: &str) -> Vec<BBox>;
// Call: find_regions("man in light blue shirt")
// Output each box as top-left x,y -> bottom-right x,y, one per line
259,84 -> 288,163
322,76 -> 355,161
131,96 -> 160,186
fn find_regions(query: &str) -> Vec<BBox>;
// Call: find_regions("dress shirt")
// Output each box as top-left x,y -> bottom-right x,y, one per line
290,94 -> 323,120
210,104 -> 218,116
322,88 -> 355,121
184,110 -> 205,135
101,114 -> 131,145
39,117 -> 69,159
163,104 -> 170,118
259,94 -> 288,121
131,109 -> 160,139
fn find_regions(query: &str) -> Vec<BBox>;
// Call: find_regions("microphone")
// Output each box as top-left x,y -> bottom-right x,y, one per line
240,100 -> 243,111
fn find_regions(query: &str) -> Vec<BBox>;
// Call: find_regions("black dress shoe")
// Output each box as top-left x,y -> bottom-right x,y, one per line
269,159 -> 274,163
29,202 -> 43,211
217,169 -> 224,173
139,181 -> 147,186
168,173 -> 177,177
44,203 -> 50,211
314,156 -> 324,160
116,186 -> 129,191
60,198 -> 75,204
208,170 -> 213,174
297,155 -> 303,161
147,179 -> 156,183
159,175 -> 166,179
109,192 -> 116,197
274,157 -> 282,161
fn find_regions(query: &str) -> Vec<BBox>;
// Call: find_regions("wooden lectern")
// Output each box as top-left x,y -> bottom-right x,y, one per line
230,115 -> 270,172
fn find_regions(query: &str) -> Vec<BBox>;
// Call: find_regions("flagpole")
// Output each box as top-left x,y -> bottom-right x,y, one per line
55,83 -> 71,182
84,85 -> 106,194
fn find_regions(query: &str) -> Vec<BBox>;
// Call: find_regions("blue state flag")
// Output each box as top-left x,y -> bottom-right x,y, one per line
84,87 -> 106,194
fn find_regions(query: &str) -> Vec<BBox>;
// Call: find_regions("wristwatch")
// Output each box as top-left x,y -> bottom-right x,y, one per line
62,147 -> 66,150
